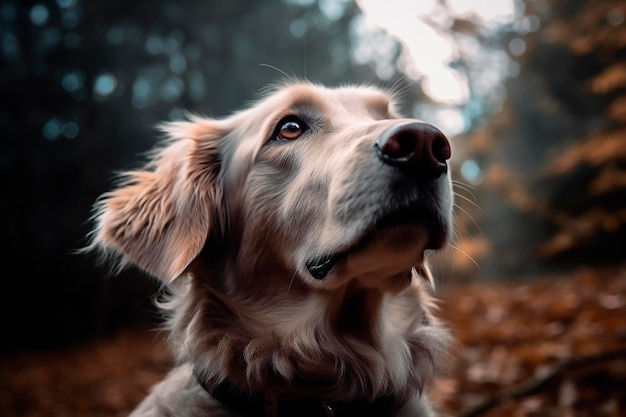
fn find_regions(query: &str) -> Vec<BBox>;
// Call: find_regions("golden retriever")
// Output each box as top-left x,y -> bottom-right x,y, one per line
87,81 -> 453,417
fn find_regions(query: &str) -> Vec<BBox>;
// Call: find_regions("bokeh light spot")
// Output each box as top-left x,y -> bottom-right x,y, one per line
29,5 -> 49,26
460,159 -> 484,185
145,36 -> 163,55
56,0 -> 76,8
187,70 -> 205,101
289,19 -> 308,38
168,107 -> 185,121
169,54 -> 187,74
160,76 -> 184,102
607,9 -> 624,26
93,73 -> 117,96
63,121 -> 79,139
0,4 -> 17,22
106,27 -> 125,45
43,118 -> 63,140
509,38 -> 526,56
61,10 -> 80,29
2,33 -> 18,56
61,70 -> 85,92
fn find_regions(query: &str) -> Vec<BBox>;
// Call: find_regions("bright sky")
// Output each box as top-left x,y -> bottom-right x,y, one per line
357,0 -> 516,104
355,0 -> 518,137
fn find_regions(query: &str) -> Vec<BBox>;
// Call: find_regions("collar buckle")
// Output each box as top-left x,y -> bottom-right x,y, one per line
321,402 -> 334,417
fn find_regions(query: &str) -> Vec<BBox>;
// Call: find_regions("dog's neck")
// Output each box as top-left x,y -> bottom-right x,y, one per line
164,270 -> 447,406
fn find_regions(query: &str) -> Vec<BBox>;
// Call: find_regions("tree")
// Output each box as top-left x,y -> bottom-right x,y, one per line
462,0 -> 626,276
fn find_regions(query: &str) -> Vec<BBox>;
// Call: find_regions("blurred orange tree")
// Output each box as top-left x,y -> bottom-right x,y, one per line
453,0 -> 626,277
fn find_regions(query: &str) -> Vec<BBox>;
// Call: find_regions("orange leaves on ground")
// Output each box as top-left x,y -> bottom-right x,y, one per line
0,326 -> 172,417
431,267 -> 626,417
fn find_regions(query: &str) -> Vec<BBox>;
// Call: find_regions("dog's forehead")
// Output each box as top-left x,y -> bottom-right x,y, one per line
266,82 -> 394,116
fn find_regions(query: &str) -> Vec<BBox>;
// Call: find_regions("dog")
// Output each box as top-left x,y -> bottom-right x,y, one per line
87,81 -> 454,417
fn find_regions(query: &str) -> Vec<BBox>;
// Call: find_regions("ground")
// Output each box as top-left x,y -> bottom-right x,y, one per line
1,267 -> 625,417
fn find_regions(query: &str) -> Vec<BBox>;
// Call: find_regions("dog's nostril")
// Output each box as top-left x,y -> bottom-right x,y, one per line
379,132 -> 417,160
375,122 -> 451,178
432,133 -> 451,163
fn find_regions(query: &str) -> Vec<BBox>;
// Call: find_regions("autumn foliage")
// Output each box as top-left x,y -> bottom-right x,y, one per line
451,0 -> 626,277
432,267 -> 626,416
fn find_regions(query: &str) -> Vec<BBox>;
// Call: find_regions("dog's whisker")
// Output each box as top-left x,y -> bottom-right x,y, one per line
259,63 -> 292,80
451,228 -> 462,249
452,181 -> 478,200
451,180 -> 475,191
451,180 -> 472,191
451,183 -> 478,205
453,190 -> 483,212
449,241 -> 482,271
452,207 -> 472,238
453,202 -> 484,237
387,78 -> 410,104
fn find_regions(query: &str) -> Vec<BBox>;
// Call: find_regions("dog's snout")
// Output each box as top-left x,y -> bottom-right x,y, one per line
374,123 -> 451,178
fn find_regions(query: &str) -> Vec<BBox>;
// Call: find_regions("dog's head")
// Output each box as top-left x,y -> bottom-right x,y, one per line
89,82 -> 453,296
88,81 -> 454,403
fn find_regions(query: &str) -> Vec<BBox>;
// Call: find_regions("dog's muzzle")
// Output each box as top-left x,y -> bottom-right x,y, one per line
305,122 -> 452,281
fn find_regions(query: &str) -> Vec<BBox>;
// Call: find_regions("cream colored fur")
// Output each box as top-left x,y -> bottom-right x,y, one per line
88,82 -> 454,416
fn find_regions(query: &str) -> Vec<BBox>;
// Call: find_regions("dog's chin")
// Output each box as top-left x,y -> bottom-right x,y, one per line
305,217 -> 448,287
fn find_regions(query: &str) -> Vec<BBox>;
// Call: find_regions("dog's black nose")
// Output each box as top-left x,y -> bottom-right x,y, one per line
374,122 -> 451,178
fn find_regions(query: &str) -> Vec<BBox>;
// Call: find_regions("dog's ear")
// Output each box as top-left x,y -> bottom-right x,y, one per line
89,117 -> 225,282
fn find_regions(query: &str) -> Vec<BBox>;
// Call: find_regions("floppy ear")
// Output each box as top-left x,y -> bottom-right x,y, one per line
89,117 -> 224,282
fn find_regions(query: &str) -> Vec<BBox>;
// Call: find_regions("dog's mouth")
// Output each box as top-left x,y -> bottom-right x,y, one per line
306,252 -> 347,280
305,202 -> 448,280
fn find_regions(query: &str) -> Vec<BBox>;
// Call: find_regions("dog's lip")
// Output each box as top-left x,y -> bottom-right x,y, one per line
305,252 -> 346,280
376,202 -> 447,249
305,202 -> 447,280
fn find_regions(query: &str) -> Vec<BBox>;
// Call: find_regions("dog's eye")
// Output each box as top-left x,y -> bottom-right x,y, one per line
275,117 -> 307,141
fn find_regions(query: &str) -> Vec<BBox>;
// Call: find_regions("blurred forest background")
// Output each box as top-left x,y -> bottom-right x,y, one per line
1,0 -> 625,416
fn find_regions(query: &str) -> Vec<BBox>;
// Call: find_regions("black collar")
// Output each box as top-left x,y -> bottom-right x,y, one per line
194,370 -> 400,417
